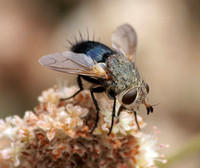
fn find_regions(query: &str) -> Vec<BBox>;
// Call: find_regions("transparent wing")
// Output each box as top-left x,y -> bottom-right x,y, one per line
111,24 -> 137,62
39,51 -> 108,79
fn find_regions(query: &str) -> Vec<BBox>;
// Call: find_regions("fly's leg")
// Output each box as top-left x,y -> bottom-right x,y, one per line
116,105 -> 125,123
60,75 -> 101,101
117,105 -> 126,117
134,111 -> 140,130
90,87 -> 105,133
117,106 -> 140,130
60,75 -> 83,101
108,92 -> 116,135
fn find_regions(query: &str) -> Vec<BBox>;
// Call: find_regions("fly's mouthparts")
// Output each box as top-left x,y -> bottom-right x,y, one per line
143,101 -> 153,115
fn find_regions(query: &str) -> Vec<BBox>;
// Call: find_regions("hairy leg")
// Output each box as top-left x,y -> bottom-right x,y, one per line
90,87 -> 105,133
60,75 -> 83,101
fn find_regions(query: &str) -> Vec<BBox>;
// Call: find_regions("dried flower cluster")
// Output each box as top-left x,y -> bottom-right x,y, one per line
0,86 -> 167,168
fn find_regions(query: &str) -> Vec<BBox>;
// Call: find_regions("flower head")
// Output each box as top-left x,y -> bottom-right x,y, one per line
0,86 -> 167,168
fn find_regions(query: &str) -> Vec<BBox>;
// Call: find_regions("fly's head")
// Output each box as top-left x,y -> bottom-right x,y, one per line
118,81 -> 153,115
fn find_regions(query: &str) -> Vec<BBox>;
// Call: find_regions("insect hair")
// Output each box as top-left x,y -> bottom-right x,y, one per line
65,28 -> 101,50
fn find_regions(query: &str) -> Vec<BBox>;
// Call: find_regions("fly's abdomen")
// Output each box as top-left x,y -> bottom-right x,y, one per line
71,41 -> 115,62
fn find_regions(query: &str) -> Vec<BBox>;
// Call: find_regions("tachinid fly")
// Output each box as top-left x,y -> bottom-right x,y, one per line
39,24 -> 153,135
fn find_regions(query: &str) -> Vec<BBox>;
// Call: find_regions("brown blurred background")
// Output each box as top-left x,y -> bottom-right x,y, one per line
0,0 -> 200,167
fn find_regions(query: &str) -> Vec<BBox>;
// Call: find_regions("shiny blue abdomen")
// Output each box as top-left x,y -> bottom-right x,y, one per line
71,41 -> 115,63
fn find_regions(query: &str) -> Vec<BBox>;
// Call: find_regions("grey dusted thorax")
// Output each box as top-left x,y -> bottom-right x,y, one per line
105,54 -> 140,94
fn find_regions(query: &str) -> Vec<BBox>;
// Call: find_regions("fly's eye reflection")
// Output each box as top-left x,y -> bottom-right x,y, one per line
122,88 -> 137,105
144,83 -> 149,93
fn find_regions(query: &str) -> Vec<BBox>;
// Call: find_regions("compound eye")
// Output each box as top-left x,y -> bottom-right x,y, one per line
122,88 -> 137,105
144,83 -> 149,93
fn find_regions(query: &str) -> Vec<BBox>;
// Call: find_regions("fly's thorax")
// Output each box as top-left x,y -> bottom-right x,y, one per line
106,54 -> 139,93
118,82 -> 150,111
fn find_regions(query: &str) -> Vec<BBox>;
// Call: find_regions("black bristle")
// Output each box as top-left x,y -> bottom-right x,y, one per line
79,30 -> 83,42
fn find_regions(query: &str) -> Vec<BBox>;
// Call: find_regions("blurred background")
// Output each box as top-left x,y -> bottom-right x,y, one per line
0,0 -> 200,167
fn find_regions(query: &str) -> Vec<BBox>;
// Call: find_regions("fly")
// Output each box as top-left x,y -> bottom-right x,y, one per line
39,24 -> 153,135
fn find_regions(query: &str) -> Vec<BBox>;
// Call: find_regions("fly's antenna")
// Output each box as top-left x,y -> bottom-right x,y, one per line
151,103 -> 161,107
